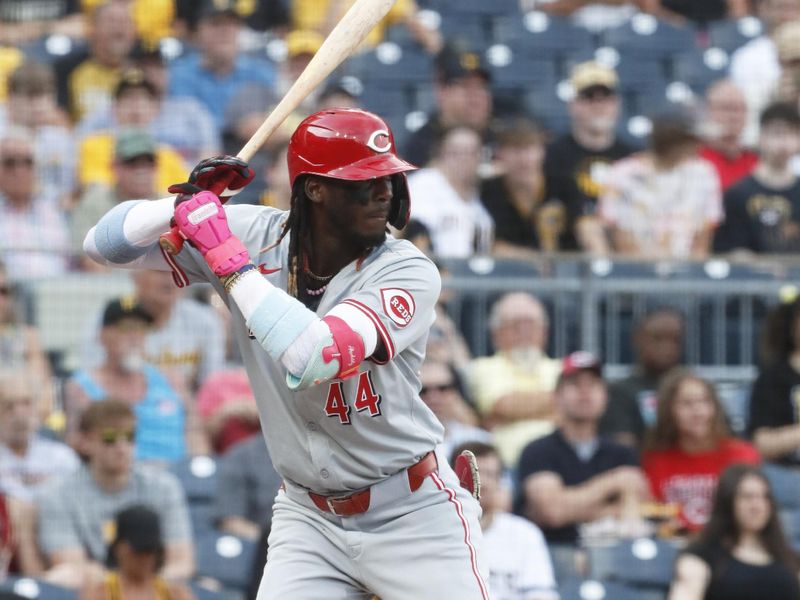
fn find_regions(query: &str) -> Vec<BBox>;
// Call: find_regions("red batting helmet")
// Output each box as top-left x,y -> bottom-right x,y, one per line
287,108 -> 417,229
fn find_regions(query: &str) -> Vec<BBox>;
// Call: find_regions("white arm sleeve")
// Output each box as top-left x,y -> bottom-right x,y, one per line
229,270 -> 378,375
123,196 -> 175,246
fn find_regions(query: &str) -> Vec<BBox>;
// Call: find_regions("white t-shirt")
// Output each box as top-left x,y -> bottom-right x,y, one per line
483,512 -> 558,600
408,168 -> 494,259
0,436 -> 80,501
599,155 -> 722,258
730,36 -> 780,146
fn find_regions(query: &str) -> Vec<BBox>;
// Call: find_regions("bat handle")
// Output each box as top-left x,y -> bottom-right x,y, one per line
159,227 -> 184,255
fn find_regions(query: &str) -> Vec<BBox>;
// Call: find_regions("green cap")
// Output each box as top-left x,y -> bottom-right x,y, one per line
115,129 -> 157,162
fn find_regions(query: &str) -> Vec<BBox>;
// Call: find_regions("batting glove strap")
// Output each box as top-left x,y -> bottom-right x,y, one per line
173,190 -> 251,276
189,155 -> 254,199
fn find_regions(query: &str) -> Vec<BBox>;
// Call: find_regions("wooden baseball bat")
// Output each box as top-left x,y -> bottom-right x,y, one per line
239,0 -> 398,161
159,0 -> 398,254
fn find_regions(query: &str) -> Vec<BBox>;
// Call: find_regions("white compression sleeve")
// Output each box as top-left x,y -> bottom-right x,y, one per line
122,197 -> 176,246
229,270 -> 378,373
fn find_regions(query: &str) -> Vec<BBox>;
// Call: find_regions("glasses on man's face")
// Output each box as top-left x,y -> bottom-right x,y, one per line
420,383 -> 456,395
99,428 -> 135,445
1,156 -> 34,169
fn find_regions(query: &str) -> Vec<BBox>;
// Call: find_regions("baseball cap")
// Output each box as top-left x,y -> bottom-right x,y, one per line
101,297 -> 155,327
197,0 -> 240,20
114,129 -> 157,163
435,44 -> 489,84
775,20 -> 800,62
558,351 -> 603,383
286,29 -> 324,58
114,68 -> 158,99
570,61 -> 618,96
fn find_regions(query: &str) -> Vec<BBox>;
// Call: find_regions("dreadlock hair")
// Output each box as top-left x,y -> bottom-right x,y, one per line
261,175 -> 311,298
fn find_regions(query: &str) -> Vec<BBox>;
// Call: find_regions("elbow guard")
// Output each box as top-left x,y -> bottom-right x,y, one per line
286,316 -> 366,391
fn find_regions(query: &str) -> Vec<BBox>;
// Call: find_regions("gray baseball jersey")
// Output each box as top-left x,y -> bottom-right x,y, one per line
168,204 -> 445,494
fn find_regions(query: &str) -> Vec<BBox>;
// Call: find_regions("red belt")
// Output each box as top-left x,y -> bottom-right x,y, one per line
309,451 -> 438,517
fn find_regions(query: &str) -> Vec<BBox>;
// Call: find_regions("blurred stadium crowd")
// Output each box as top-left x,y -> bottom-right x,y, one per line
2,0 -> 800,598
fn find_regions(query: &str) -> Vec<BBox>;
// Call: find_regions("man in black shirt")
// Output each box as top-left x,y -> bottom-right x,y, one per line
516,352 -> 647,544
543,61 -> 634,250
714,102 -> 800,254
403,42 -> 492,168
600,308 -> 685,448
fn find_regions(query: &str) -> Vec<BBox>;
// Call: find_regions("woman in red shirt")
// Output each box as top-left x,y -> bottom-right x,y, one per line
642,369 -> 760,532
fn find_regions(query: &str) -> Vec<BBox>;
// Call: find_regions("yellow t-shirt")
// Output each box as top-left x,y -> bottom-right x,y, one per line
469,354 -> 561,467
68,59 -> 121,122
291,0 -> 413,48
0,47 -> 23,102
78,133 -> 188,193
82,0 -> 175,46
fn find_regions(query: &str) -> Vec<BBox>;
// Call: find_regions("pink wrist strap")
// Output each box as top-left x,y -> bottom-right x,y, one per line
174,191 -> 250,276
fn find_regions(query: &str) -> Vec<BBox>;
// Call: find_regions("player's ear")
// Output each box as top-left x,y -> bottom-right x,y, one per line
305,177 -> 324,204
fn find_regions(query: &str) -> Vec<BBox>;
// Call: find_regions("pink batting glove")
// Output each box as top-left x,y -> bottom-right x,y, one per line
173,191 -> 250,276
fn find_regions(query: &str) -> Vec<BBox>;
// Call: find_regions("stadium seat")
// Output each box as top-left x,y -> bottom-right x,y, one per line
485,44 -> 558,91
195,532 -> 258,591
169,455 -> 219,533
671,48 -> 730,94
0,578 -> 76,600
523,84 -> 571,136
344,43 -> 434,86
493,12 -> 595,60
426,0 -> 519,17
779,509 -> 800,552
189,581 -> 226,600
764,464 -> 800,510
708,17 -> 764,54
439,14 -> 491,50
558,578 -> 644,600
358,86 -> 411,118
588,537 -> 679,589
602,14 -> 698,61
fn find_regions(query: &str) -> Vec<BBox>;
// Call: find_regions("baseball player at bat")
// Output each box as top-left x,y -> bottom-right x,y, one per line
84,108 -> 490,599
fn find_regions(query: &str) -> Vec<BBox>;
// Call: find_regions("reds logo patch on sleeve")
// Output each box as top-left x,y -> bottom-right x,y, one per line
380,288 -> 416,328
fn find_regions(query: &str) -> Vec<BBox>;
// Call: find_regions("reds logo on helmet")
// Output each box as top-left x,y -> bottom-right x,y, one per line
380,288 -> 416,328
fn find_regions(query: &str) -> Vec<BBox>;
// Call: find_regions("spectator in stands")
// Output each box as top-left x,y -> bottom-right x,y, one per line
642,370 -> 761,532
408,126 -> 494,258
0,371 -> 79,502
773,20 -> 800,105
36,400 -> 194,587
544,61 -> 634,252
597,112 -> 722,259
517,352 -> 648,544
1,61 -> 76,203
290,0 -> 441,54
453,441 -> 558,600
65,299 -> 196,462
214,434 -> 282,541
481,118 -> 568,256
601,307 -> 685,448
78,47 -> 220,168
80,505 -> 194,600
175,0 -> 289,36
71,129 -> 162,267
730,0 -> 800,145
420,360 -> 491,459
260,142 -> 292,210
274,29 -> 325,105
0,260 -> 56,420
699,79 -> 758,191
196,368 -> 260,455
532,1 -> 636,32
0,129 -> 70,281
55,0 -> 137,122
468,292 -> 561,467
78,70 -> 188,194
81,0 -> 175,48
404,42 -> 493,168
426,300 -> 473,372
82,270 -> 225,392
748,296 -> 800,467
168,0 -> 276,132
0,0 -> 85,46
670,464 -> 800,599
714,102 -> 800,254
1,491 -> 44,576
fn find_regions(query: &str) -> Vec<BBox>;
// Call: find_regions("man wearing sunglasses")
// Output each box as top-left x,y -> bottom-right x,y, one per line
35,400 -> 194,588
543,61 -> 634,253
